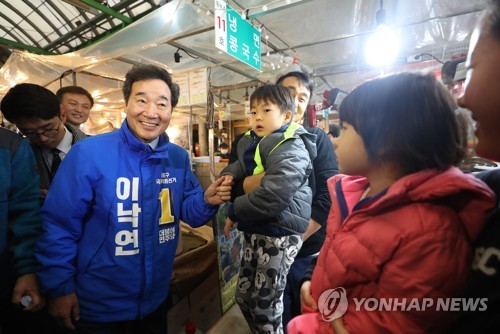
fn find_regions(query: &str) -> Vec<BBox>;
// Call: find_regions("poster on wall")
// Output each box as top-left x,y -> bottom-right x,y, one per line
172,73 -> 190,107
213,202 -> 243,314
189,68 -> 208,105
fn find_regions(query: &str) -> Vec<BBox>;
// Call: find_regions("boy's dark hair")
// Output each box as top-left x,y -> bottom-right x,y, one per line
276,71 -> 314,98
250,84 -> 296,117
487,0 -> 500,39
219,142 -> 229,149
339,72 -> 465,175
122,64 -> 180,108
56,86 -> 94,107
1,83 -> 61,123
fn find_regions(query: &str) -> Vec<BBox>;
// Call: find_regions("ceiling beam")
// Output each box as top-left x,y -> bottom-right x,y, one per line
45,0 -> 87,47
0,37 -> 54,55
0,13 -> 42,49
75,0 -> 133,23
2,2 -> 52,45
44,0 -> 154,53
247,0 -> 312,19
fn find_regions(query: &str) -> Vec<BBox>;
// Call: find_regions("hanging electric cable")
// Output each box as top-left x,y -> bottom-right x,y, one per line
174,47 -> 200,63
414,53 -> 444,64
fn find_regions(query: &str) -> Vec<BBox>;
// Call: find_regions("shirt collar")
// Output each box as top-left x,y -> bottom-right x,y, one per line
148,137 -> 159,150
56,125 -> 73,154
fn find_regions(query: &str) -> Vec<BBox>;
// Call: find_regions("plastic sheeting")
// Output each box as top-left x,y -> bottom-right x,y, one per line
0,0 -> 489,124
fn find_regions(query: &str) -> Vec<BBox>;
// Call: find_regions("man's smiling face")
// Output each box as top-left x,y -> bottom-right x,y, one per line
125,79 -> 172,143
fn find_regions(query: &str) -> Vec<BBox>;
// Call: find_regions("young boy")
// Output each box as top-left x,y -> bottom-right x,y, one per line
222,84 -> 316,333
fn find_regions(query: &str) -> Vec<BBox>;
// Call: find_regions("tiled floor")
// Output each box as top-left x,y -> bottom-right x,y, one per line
206,304 -> 251,334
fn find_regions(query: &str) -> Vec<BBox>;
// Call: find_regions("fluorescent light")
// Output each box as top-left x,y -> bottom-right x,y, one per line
365,24 -> 399,67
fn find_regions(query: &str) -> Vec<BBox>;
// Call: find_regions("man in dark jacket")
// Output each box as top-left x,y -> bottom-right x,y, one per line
1,83 -> 87,199
0,127 -> 68,333
0,128 -> 44,333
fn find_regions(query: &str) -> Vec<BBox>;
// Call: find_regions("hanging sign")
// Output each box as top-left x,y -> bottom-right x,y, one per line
214,0 -> 261,71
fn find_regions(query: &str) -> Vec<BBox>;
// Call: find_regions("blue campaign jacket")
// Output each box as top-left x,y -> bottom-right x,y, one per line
36,121 -> 217,322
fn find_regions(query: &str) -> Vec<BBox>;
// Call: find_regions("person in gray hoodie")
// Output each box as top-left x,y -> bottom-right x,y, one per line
222,84 -> 315,334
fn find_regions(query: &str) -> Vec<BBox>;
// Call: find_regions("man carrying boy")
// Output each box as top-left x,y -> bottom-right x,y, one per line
222,84 -> 315,333
230,72 -> 338,330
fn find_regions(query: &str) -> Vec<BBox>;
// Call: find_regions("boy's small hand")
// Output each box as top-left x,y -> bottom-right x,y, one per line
205,176 -> 233,205
217,175 -> 234,201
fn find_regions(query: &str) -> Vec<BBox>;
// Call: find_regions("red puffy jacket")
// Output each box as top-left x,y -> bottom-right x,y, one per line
298,167 -> 495,334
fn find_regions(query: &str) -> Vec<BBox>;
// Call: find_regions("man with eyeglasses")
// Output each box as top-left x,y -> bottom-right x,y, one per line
1,83 -> 87,199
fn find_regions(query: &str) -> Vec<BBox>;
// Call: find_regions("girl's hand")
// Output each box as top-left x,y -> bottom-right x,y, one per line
330,317 -> 349,334
300,280 -> 318,312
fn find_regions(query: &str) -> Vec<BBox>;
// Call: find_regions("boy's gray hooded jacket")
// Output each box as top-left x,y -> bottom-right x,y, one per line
221,123 -> 316,235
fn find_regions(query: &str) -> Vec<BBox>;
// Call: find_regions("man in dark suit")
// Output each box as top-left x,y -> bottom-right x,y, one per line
1,83 -> 87,200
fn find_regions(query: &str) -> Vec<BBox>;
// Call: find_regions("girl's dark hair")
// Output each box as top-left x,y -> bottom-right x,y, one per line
487,0 -> 500,39
122,64 -> 179,107
250,84 -> 296,116
339,72 -> 466,175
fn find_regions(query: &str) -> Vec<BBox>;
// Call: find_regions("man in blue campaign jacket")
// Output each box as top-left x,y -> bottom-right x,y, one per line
35,65 -> 232,333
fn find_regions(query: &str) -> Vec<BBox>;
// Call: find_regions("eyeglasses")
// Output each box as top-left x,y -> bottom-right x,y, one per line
19,121 -> 61,139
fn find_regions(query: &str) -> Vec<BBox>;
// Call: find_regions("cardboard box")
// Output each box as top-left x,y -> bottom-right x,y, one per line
167,296 -> 190,334
190,270 -> 222,332
168,270 -> 222,333
192,162 -> 228,190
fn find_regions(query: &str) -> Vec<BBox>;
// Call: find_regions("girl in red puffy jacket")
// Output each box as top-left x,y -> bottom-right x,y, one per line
288,72 -> 496,334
